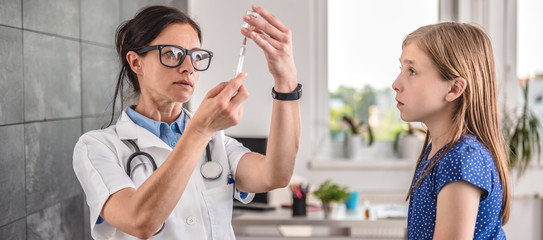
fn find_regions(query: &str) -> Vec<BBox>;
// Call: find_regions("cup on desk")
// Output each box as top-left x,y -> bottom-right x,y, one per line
345,191 -> 359,211
291,183 -> 308,217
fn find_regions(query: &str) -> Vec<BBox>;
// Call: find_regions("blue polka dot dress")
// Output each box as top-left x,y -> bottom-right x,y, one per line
407,134 -> 506,239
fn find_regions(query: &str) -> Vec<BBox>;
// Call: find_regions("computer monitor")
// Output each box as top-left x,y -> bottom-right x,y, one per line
231,136 -> 269,204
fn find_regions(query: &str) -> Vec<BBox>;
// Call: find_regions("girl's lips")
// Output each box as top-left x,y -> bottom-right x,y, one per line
396,99 -> 404,107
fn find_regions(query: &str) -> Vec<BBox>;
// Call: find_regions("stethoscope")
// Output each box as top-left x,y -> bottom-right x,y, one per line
124,139 -> 224,235
125,139 -> 223,180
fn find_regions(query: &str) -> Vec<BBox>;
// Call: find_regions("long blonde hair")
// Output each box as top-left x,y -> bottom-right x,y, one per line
404,22 -> 510,224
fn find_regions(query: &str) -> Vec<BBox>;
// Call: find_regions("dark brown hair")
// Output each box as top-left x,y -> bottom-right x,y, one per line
107,5 -> 201,127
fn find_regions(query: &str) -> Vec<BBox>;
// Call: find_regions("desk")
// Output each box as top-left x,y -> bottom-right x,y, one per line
233,206 -> 407,239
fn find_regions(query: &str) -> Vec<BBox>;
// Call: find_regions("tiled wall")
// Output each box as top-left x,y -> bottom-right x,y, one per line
0,0 -> 187,239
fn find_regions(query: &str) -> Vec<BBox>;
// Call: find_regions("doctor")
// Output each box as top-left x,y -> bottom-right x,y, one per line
73,5 -> 300,240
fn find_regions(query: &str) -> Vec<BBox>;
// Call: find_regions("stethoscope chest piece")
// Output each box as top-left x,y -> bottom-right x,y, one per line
201,161 -> 223,180
200,142 -> 223,180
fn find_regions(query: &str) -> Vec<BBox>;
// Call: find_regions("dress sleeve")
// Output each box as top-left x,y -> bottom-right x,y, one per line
72,133 -> 136,240
223,135 -> 254,204
435,144 -> 494,201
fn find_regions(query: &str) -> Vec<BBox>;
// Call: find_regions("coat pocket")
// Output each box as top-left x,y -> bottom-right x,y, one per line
202,184 -> 235,240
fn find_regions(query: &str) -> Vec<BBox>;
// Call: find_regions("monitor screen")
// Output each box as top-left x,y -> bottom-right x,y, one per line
231,136 -> 269,204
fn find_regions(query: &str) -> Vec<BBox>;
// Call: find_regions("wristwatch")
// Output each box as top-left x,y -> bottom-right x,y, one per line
271,83 -> 303,101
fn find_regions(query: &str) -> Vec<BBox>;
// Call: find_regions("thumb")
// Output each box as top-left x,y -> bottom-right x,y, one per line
217,72 -> 248,100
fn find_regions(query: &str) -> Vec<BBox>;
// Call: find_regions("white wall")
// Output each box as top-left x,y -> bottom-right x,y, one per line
188,0 -> 311,138
188,1 -> 543,238
187,0 -> 412,192
187,0 -> 331,184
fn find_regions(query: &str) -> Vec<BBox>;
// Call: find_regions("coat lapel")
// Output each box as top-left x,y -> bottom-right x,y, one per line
115,110 -> 172,150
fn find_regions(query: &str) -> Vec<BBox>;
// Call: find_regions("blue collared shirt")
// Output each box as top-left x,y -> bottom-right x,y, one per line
125,107 -> 186,149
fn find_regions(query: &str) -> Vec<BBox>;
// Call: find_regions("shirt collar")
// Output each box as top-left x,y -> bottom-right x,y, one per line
125,106 -> 186,138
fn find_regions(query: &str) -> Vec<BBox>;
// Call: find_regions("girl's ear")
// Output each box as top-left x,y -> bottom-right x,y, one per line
126,51 -> 143,75
445,77 -> 467,102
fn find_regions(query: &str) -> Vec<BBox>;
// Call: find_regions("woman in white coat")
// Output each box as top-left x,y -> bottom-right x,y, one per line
73,5 -> 300,240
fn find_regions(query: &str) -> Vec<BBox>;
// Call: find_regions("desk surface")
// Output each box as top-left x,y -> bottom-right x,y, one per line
233,205 -> 408,238
233,206 -> 406,227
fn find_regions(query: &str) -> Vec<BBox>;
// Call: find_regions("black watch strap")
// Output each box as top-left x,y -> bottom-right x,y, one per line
271,83 -> 303,101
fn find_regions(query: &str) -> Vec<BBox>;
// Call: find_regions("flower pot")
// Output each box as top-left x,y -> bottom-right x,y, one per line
344,135 -> 364,159
322,201 -> 334,218
400,135 -> 424,160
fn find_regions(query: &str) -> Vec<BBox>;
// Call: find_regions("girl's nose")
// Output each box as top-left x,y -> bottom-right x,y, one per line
392,75 -> 401,92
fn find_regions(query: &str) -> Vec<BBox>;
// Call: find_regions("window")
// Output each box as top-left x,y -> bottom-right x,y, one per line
327,1 -> 438,143
518,0 -> 543,119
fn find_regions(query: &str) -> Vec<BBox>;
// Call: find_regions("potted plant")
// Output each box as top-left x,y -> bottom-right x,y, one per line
342,115 -> 374,159
502,80 -> 542,177
393,122 -> 426,160
313,179 -> 350,218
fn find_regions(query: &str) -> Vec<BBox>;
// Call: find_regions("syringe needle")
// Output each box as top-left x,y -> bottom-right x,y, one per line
235,37 -> 247,77
234,10 -> 259,78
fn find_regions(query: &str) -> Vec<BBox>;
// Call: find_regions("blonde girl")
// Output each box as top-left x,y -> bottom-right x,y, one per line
392,22 -> 510,239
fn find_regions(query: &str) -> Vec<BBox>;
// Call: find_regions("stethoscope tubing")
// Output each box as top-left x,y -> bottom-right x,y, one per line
126,140 -> 157,177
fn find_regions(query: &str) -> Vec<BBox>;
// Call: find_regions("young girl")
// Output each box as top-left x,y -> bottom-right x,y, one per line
392,22 -> 510,239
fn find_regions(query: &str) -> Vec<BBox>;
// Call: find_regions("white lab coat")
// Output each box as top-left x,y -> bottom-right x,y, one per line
73,109 -> 254,240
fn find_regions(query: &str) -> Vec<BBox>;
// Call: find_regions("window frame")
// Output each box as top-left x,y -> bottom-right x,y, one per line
310,0 -> 518,164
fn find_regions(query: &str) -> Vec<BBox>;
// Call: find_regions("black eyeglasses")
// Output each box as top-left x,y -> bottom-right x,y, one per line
136,45 -> 213,71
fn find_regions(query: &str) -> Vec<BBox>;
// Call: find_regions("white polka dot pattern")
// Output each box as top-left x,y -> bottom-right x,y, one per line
407,135 -> 506,239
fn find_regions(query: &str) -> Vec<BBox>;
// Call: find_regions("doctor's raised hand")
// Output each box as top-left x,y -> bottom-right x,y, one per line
232,4 -> 301,195
72,5 -> 300,240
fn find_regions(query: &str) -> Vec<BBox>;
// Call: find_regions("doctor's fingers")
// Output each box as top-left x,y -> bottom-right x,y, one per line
205,81 -> 229,99
210,104 -> 244,131
229,84 -> 249,106
247,5 -> 289,41
216,73 -> 247,101
242,28 -> 282,53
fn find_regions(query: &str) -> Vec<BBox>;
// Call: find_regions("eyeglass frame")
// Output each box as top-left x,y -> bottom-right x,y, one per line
135,44 -> 214,71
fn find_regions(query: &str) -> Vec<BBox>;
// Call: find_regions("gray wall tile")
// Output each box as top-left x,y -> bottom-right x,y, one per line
81,0 -> 121,45
0,0 -> 22,28
83,115 -> 111,133
27,195 -> 84,240
22,0 -> 79,38
0,26 -> 24,125
0,218 -> 26,240
25,119 -> 82,214
0,125 -> 25,227
82,44 -> 119,116
0,1 -> 188,237
120,0 -> 187,21
83,196 -> 92,240
24,31 -> 81,121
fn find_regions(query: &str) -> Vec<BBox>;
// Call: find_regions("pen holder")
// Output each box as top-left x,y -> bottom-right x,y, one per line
292,196 -> 307,217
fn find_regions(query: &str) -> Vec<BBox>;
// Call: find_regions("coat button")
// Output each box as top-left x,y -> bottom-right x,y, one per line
186,216 -> 196,225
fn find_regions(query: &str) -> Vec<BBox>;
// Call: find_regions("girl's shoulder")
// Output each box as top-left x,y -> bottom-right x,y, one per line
434,134 -> 499,198
442,134 -> 494,164
435,134 -> 498,182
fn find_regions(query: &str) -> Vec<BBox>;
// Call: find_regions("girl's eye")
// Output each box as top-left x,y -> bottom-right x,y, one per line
409,68 -> 416,76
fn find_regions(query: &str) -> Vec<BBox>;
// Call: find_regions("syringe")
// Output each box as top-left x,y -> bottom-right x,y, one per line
234,10 -> 259,77
235,37 -> 248,77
